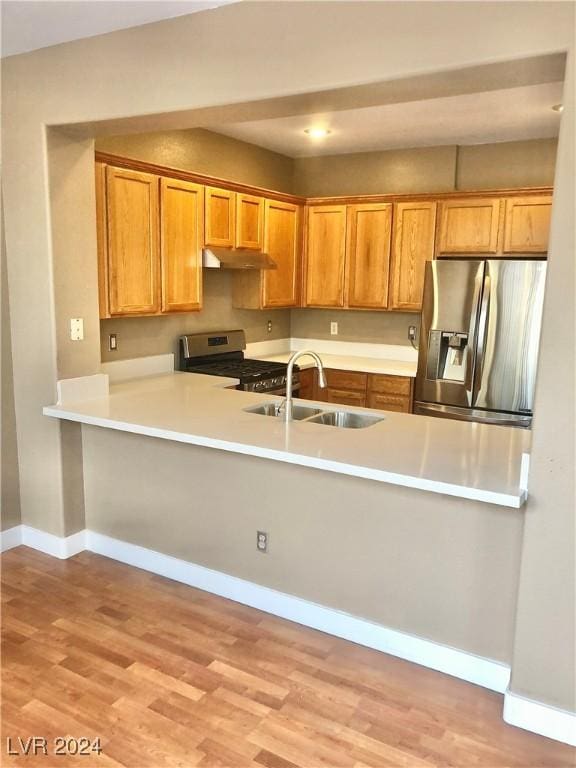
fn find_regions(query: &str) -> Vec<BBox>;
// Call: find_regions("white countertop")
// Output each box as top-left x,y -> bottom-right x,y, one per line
254,352 -> 417,377
44,371 -> 530,508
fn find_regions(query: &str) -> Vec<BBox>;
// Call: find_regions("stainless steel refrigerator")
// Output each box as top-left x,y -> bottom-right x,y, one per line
414,259 -> 547,427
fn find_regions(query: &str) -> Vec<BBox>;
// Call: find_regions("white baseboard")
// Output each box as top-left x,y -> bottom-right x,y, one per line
85,530 -> 509,694
504,689 -> 576,746
7,525 -> 576,746
21,526 -> 85,559
1,525 -> 22,552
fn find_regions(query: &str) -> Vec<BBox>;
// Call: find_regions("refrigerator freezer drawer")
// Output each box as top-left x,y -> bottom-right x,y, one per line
414,401 -> 532,428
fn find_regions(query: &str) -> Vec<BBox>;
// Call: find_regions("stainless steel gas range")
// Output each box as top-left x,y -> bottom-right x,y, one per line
178,330 -> 298,396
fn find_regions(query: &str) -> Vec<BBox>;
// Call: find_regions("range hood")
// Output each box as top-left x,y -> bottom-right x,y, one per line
202,247 -> 277,270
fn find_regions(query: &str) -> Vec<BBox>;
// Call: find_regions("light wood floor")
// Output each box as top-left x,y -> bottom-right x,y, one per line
1,547 -> 574,768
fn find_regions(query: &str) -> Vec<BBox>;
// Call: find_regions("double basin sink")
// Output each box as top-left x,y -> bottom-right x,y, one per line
244,402 -> 384,429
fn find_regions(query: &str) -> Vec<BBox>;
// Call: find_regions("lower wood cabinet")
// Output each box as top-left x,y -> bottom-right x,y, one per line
366,374 -> 413,413
298,367 -> 413,413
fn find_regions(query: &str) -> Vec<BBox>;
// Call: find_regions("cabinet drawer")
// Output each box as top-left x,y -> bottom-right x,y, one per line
326,388 -> 366,407
367,392 -> 411,413
325,369 -> 367,391
368,374 -> 412,396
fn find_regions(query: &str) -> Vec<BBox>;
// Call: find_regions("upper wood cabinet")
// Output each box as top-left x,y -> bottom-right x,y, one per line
97,163 -> 204,317
105,166 -> 160,316
305,205 -> 347,307
205,186 -> 235,248
236,193 -> 264,250
232,199 -> 301,309
160,178 -> 204,313
262,200 -> 300,307
389,201 -> 437,311
346,203 -> 392,309
503,195 -> 552,253
437,198 -> 502,254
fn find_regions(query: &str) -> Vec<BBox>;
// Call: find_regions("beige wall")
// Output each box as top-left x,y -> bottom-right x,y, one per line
294,146 -> 457,197
101,271 -> 290,362
457,138 -> 558,190
293,139 -> 556,197
509,55 -> 575,712
2,0 -> 574,715
291,309 -> 419,345
1,206 -> 21,531
83,425 -> 523,665
97,127 -> 295,193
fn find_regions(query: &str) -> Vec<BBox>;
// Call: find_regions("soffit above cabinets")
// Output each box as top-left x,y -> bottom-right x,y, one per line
208,82 -> 564,158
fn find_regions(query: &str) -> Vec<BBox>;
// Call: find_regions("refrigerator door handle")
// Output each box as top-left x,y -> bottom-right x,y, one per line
464,267 -> 484,400
473,273 -> 491,404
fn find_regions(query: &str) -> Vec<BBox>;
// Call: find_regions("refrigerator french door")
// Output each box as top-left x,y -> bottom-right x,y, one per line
414,259 -> 547,427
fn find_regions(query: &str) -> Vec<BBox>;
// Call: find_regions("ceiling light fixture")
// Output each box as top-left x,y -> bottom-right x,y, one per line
304,127 -> 331,138
551,104 -> 564,113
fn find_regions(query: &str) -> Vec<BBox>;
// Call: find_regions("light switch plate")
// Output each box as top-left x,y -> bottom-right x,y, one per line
70,318 -> 84,341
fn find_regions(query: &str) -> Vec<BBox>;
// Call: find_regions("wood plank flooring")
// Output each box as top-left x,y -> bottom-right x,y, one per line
1,546 -> 574,767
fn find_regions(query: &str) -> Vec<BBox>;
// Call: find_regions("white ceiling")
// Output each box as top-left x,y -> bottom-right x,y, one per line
210,82 -> 564,157
1,0 -> 236,58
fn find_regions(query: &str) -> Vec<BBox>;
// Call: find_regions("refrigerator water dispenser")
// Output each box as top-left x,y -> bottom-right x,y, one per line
426,331 -> 469,383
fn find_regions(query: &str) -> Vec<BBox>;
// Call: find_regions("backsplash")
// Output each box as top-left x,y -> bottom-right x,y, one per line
100,271 -> 291,362
290,309 -> 420,347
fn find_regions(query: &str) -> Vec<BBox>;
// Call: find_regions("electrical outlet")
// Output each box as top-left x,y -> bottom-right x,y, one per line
70,318 -> 84,341
109,333 -> 118,351
408,326 -> 417,342
267,320 -> 273,334
256,530 -> 268,553
330,321 -> 338,335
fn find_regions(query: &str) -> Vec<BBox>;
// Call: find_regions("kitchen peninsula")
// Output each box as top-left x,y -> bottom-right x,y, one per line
44,368 -> 529,507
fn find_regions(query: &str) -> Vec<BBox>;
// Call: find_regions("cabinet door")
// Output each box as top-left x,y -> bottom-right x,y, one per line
106,166 -> 160,316
305,205 -> 347,307
438,198 -> 502,254
389,202 -> 436,311
95,162 -> 110,319
205,187 -> 235,247
236,193 -> 264,250
503,195 -> 552,253
346,203 -> 392,309
298,368 -> 316,400
160,178 -> 204,313
262,200 -> 300,308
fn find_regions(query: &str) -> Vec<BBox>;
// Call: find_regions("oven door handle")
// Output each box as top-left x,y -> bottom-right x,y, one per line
265,383 -> 301,396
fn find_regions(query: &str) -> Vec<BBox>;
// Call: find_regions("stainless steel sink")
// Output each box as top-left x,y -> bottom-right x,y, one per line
307,410 -> 385,429
244,403 -> 323,420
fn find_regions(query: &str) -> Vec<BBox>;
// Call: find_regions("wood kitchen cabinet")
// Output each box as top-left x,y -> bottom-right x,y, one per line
232,199 -> 301,309
160,177 -> 204,313
299,367 -> 413,413
346,203 -> 393,309
389,201 -> 437,311
503,195 -> 552,253
366,374 -> 413,413
235,193 -> 264,250
305,205 -> 347,307
437,198 -> 502,254
205,186 -> 235,248
97,163 -> 204,318
103,165 -> 160,316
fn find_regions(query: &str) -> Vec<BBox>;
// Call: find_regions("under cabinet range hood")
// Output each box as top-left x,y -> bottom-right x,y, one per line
202,247 -> 277,270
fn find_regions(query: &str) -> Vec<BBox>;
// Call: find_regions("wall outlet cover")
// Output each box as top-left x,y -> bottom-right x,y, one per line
330,322 -> 338,335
